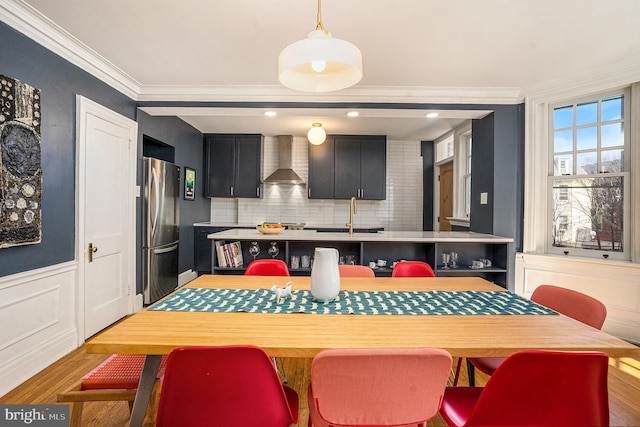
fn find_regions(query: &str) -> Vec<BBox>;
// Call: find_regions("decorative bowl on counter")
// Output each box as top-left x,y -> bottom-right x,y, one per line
256,224 -> 284,234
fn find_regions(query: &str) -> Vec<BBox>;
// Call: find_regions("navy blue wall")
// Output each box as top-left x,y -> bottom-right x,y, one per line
470,114 -> 495,234
0,22 -> 136,277
136,111 -> 209,289
470,106 -> 525,252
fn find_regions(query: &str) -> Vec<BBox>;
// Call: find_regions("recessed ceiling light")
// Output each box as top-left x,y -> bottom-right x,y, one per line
425,112 -> 439,118
347,111 -> 359,117
264,111 -> 277,117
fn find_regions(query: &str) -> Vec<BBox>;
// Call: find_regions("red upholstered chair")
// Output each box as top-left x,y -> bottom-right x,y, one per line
155,345 -> 299,427
465,284 -> 607,385
57,354 -> 167,427
338,264 -> 375,277
440,350 -> 609,427
244,259 -> 290,276
391,261 -> 435,278
308,347 -> 452,427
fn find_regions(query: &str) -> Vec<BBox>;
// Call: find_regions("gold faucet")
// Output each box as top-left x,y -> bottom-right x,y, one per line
346,196 -> 357,236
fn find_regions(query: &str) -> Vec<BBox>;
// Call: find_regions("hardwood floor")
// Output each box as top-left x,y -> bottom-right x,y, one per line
1,346 -> 639,426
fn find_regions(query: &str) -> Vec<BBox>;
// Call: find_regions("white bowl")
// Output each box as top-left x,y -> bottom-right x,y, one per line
256,225 -> 284,235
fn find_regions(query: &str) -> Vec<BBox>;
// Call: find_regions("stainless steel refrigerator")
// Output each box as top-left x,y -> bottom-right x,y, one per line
142,157 -> 180,305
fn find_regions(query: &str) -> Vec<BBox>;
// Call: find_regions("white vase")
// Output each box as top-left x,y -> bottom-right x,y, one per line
310,247 -> 340,302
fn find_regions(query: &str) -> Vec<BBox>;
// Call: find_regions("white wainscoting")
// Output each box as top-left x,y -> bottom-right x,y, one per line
515,253 -> 640,344
0,262 -> 79,397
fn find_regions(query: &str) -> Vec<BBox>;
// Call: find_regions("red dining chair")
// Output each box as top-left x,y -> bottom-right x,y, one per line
338,264 -> 376,277
244,259 -> 291,381
155,345 -> 299,427
308,347 -> 452,427
391,261 -> 435,278
244,259 -> 290,276
464,284 -> 607,385
440,350 -> 609,427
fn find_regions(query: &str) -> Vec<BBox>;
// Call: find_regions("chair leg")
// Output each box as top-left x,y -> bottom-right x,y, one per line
466,359 -> 476,387
451,357 -> 463,386
271,356 -> 288,384
69,402 -> 83,427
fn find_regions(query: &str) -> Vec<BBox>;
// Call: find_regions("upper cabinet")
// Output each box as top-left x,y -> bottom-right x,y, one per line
309,135 -> 386,200
308,136 -> 335,199
203,134 -> 263,198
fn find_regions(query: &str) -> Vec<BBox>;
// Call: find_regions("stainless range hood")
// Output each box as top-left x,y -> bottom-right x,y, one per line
263,135 -> 305,185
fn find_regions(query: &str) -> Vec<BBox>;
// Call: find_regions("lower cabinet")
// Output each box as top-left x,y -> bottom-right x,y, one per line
208,238 -> 511,287
194,227 -> 231,274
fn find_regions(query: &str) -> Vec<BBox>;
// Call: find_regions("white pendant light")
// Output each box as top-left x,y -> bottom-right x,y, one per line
278,0 -> 362,92
307,123 -> 327,145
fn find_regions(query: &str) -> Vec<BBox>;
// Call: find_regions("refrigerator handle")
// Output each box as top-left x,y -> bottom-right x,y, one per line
153,243 -> 178,254
150,167 -> 160,237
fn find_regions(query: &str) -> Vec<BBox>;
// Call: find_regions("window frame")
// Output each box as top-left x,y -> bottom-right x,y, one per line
544,87 -> 632,260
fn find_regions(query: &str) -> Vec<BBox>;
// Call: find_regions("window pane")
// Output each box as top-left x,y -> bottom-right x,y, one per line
602,123 -> 623,148
552,176 -> 624,252
576,101 -> 598,126
464,175 -> 471,216
553,155 -> 573,176
554,130 -> 573,153
576,127 -> 597,151
576,152 -> 597,174
553,106 -> 573,129
602,95 -> 623,121
600,149 -> 623,173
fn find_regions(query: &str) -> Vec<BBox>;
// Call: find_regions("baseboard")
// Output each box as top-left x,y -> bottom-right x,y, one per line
178,269 -> 198,287
134,293 -> 144,312
0,329 -> 77,398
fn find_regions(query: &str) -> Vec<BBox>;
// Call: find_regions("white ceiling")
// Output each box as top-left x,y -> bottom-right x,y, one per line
16,0 -> 640,140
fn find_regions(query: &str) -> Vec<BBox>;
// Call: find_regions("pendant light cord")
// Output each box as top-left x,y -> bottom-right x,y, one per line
316,0 -> 324,30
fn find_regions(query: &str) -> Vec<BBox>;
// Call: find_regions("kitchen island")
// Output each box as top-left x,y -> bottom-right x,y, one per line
208,229 -> 514,287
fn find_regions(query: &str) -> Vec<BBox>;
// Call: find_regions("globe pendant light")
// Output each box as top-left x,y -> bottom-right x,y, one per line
278,0 -> 363,92
307,123 -> 327,145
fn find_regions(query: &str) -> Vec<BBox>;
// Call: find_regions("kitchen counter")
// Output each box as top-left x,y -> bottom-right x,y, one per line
195,222 -> 385,231
207,229 -> 513,243
207,229 -> 514,287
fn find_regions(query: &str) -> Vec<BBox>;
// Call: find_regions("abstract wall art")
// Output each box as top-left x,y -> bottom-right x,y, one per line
0,74 -> 42,248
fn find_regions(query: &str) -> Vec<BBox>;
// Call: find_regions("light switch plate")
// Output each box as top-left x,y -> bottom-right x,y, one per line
135,185 -> 141,197
480,192 -> 488,205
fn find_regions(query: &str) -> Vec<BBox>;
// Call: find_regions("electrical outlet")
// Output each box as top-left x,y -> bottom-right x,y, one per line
480,192 -> 488,205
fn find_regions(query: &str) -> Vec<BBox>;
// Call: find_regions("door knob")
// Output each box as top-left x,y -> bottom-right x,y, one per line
88,243 -> 98,262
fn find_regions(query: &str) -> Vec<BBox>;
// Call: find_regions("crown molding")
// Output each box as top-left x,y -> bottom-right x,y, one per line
523,55 -> 640,102
137,84 -> 524,105
0,0 -> 141,99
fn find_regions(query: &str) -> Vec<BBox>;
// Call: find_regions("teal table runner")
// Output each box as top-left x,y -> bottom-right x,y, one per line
149,287 -> 557,316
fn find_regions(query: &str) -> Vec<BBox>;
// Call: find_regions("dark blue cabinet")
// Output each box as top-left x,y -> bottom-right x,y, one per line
309,135 -> 386,200
203,134 -> 263,198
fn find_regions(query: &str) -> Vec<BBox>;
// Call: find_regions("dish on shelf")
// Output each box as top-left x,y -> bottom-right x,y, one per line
256,224 -> 284,234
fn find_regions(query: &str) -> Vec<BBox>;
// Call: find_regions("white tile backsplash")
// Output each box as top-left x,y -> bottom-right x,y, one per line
210,136 -> 423,230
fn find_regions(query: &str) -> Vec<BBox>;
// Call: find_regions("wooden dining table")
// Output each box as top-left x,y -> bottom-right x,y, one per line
86,274 -> 640,427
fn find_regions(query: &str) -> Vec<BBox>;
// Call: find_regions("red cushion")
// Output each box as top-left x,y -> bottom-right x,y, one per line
81,354 -> 166,390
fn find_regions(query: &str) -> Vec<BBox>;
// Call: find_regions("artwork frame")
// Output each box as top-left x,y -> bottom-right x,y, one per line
184,167 -> 195,200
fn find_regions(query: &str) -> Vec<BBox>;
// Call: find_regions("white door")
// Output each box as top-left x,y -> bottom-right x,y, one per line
77,95 -> 137,339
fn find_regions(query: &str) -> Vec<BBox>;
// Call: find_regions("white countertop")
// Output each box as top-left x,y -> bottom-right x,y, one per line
207,229 -> 513,243
194,222 -> 384,229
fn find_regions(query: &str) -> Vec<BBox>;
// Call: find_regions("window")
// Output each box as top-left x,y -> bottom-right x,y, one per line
463,133 -> 472,217
548,89 -> 629,258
